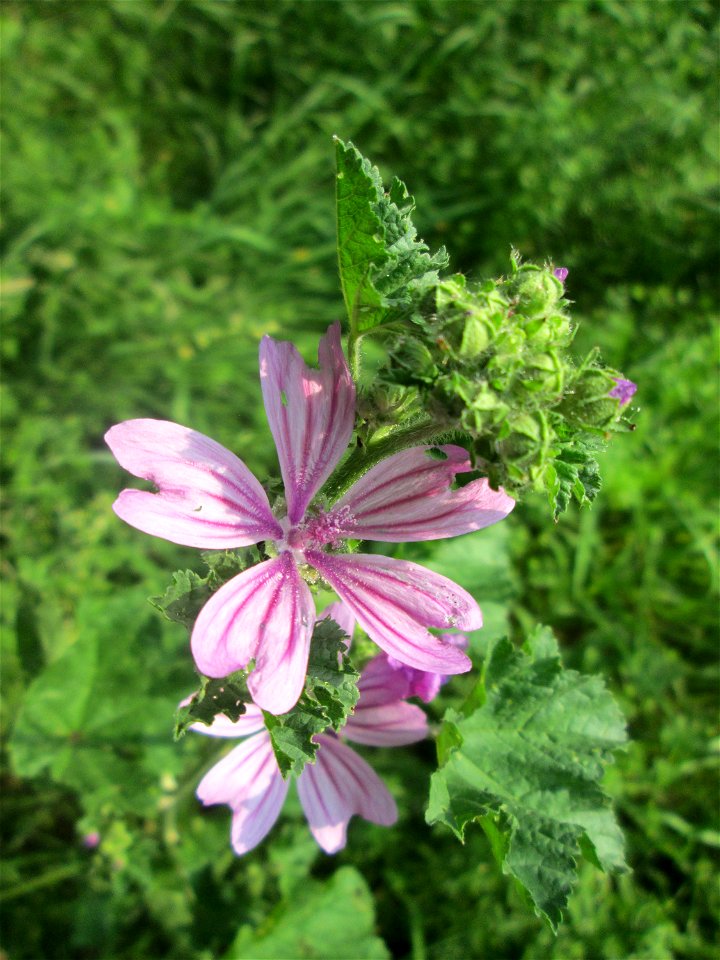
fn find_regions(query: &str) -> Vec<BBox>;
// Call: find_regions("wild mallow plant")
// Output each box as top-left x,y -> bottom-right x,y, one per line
106,139 -> 637,930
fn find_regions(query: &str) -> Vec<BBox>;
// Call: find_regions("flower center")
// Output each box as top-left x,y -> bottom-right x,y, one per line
275,506 -> 354,555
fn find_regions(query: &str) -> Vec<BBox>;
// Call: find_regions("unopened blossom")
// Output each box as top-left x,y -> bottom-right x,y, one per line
553,266 -> 569,284
608,377 -> 637,406
106,323 -> 514,714
189,607 -> 434,855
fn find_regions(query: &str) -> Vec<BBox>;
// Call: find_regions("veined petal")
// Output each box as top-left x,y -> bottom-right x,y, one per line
297,735 -> 397,854
105,419 -> 282,548
196,732 -> 289,855
306,552 -> 476,675
260,323 -> 355,525
190,554 -> 315,715
328,445 -> 514,542
355,653 -> 413,707
343,701 -> 428,747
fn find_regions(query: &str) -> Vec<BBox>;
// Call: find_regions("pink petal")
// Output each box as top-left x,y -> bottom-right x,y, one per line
343,701 -> 428,747
296,735 -> 397,854
260,323 -> 355,525
105,419 -> 282,548
317,600 -> 356,649
306,552 -> 476,675
327,445 -> 514,542
355,653 -> 413,707
196,731 -> 289,855
190,554 -> 315,715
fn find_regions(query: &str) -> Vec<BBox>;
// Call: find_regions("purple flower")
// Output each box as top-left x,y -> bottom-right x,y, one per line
386,633 -> 468,703
189,618 -> 430,855
106,324 -> 514,714
553,267 -> 569,284
608,377 -> 637,406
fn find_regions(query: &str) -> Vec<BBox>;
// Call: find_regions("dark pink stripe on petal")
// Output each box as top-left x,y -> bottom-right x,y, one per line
328,445 -> 514,542
106,419 -> 281,548
191,555 -> 315,714
260,323 -> 355,525
307,552 -> 476,674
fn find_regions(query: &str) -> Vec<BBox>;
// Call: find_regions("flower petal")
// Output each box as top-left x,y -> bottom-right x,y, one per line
354,653 -> 413,707
343,701 -> 428,747
296,735 -> 397,854
328,445 -> 514,542
260,323 -> 355,525
105,419 -> 282,548
306,552 -> 477,675
196,731 -> 289,855
190,554 -> 315,715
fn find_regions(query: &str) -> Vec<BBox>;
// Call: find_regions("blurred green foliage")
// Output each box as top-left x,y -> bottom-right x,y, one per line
1,1 -> 717,958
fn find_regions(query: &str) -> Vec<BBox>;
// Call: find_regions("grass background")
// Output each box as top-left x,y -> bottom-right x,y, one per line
2,2 -> 718,958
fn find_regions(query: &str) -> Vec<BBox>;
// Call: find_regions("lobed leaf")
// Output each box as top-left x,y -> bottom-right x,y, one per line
426,625 -> 628,930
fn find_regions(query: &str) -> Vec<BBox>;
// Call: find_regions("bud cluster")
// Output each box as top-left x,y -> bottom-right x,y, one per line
378,255 -> 635,509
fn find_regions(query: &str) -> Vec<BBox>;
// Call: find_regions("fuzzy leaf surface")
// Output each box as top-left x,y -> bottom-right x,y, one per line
335,138 -> 448,333
426,626 -> 628,930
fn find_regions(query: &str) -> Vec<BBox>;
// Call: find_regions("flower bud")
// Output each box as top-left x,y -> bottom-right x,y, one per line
510,265 -> 564,319
497,411 -> 549,470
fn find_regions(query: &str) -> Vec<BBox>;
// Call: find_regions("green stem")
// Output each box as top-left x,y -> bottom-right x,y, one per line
322,416 -> 448,502
347,330 -> 362,384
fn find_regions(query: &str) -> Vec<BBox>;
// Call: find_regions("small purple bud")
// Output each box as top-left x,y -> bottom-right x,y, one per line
553,267 -> 568,284
608,378 -> 637,406
82,831 -> 101,849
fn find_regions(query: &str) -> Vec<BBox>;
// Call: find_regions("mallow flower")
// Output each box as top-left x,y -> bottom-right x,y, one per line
189,604 -> 434,855
106,323 -> 514,714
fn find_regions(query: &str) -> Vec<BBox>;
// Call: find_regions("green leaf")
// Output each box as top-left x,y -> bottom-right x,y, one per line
226,866 -> 390,960
547,426 -> 604,520
264,617 -> 360,778
426,625 -> 628,930
335,138 -> 448,334
173,671 -> 252,740
9,592 -> 186,819
150,549 -> 253,630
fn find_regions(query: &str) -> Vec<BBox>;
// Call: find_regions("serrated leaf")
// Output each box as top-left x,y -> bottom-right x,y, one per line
174,672 -> 252,740
264,617 -> 360,778
150,550 -> 253,629
548,426 -> 604,520
225,866 -> 390,960
335,138 -> 448,334
426,625 -> 628,930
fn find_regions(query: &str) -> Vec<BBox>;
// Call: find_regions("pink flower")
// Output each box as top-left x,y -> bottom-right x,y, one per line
106,324 -> 514,714
608,377 -> 637,406
190,624 -> 430,855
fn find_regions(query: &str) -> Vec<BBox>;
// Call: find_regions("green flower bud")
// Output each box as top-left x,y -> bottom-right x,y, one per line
521,350 -> 564,395
510,265 -> 564,319
388,339 -> 439,385
560,367 -> 622,429
497,410 -> 550,469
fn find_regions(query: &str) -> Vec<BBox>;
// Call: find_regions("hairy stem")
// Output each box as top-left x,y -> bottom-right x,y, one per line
322,416 -> 448,502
